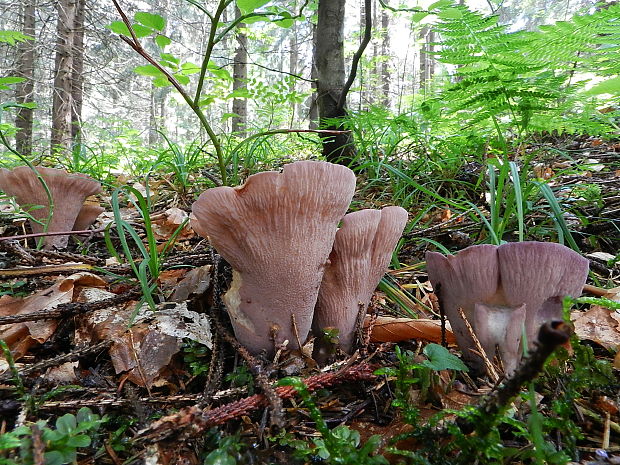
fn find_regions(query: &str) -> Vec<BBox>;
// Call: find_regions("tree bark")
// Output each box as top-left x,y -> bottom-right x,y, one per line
231,6 -> 248,135
15,0 -> 36,157
51,0 -> 77,156
308,22 -> 318,129
380,6 -> 390,108
71,0 -> 86,144
314,0 -> 356,164
288,22 -> 299,123
419,26 -> 428,92
419,26 -> 435,92
360,0 -> 368,107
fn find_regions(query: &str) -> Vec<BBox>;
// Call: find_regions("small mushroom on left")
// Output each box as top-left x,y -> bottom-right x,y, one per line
0,166 -> 101,249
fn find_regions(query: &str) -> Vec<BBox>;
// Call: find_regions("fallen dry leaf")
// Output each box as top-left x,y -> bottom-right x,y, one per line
75,291 -> 211,388
151,207 -> 194,241
0,272 -> 106,360
158,269 -> 189,293
572,306 -> 620,350
170,265 -> 212,302
367,316 -> 456,344
109,324 -> 180,388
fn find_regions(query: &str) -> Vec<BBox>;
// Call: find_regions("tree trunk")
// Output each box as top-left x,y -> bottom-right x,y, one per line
71,0 -> 86,144
231,6 -> 248,135
15,0 -> 36,157
380,6 -> 390,108
359,0 -> 367,107
418,26 -> 428,92
51,0 -> 77,156
427,29 -> 436,81
314,0 -> 355,165
308,22 -> 318,129
288,22 -> 299,124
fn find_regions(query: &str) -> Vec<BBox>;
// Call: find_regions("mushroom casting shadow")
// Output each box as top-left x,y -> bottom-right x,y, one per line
426,242 -> 588,374
312,206 -> 408,355
191,161 -> 356,356
0,166 -> 102,249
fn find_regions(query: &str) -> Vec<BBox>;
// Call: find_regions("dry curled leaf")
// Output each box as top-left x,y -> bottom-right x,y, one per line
572,306 -> 620,350
151,207 -> 194,241
367,316 -> 456,344
169,265 -> 212,302
0,272 -> 106,360
75,293 -> 211,388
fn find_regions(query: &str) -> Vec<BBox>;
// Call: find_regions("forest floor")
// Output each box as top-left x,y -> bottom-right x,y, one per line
0,135 -> 619,465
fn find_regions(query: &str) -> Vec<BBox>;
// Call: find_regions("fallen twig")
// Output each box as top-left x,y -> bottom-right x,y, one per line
0,288 -> 140,326
458,320 -> 572,436
0,340 -> 113,383
135,362 -> 377,443
0,227 -> 106,242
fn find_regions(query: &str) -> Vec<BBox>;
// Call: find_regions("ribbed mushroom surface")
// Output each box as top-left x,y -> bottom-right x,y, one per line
192,161 -> 356,355
0,166 -> 101,249
426,242 -> 588,374
313,206 -> 408,353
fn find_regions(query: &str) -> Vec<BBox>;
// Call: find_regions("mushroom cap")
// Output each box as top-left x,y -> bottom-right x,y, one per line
313,206 -> 408,352
73,203 -> 105,231
426,241 -> 588,374
497,241 -> 589,341
426,244 -> 500,372
0,166 -> 101,249
191,161 -> 356,355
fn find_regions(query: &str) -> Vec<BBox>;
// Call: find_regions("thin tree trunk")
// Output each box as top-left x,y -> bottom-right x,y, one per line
231,6 -> 247,135
380,6 -> 390,108
359,0 -> 367,107
288,22 -> 299,124
71,0 -> 86,144
15,0 -> 36,157
427,29 -> 435,81
419,26 -> 428,92
51,0 -> 77,156
308,22 -> 318,129
314,0 -> 356,164
148,0 -> 169,145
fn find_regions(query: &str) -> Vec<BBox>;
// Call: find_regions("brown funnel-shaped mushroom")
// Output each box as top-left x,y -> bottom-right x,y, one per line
426,242 -> 588,374
426,245 -> 501,373
0,166 -> 101,249
497,242 -> 589,346
73,202 -> 105,232
313,206 -> 408,353
191,161 -> 356,355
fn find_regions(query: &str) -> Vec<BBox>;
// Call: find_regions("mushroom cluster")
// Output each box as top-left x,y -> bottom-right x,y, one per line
0,166 -> 102,249
426,242 -> 589,374
191,161 -> 407,357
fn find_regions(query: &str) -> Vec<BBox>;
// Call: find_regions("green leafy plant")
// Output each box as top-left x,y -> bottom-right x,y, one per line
155,135 -> 209,193
376,343 -> 468,425
0,408 -> 103,465
109,2 -> 308,185
0,280 -> 28,298
278,377 -> 388,464
105,185 -> 187,312
183,340 -> 211,378
225,365 -> 254,394
427,2 -> 620,138
202,430 -> 244,465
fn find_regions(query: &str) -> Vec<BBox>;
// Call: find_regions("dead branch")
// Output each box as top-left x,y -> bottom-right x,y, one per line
0,288 -> 140,326
135,362 -> 377,443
